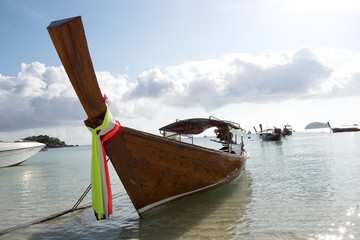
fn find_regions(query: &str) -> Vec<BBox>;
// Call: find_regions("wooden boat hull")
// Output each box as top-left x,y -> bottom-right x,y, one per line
331,128 -> 360,133
254,125 -> 282,141
106,127 -> 248,216
327,122 -> 360,133
258,133 -> 282,141
282,128 -> 292,136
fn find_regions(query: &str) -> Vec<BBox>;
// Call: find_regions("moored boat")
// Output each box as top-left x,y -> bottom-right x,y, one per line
283,124 -> 293,136
253,124 -> 282,141
327,122 -> 360,133
0,141 -> 45,168
47,16 -> 250,218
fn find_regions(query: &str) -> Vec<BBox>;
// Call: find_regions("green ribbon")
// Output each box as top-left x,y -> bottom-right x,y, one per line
87,109 -> 112,220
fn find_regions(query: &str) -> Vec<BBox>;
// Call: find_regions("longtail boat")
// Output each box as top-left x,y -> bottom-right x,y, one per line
47,16 -> 249,218
253,124 -> 282,141
282,124 -> 293,136
327,122 -> 360,133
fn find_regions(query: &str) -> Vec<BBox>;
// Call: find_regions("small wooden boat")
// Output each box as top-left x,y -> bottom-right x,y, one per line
0,141 -> 45,168
47,16 -> 249,218
327,122 -> 360,133
282,124 -> 293,136
253,124 -> 282,141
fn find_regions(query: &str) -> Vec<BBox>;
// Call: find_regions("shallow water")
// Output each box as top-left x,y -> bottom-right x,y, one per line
0,132 -> 359,239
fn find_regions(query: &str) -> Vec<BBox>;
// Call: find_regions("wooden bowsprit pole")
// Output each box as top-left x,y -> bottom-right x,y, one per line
47,16 -> 106,128
48,16 -> 117,220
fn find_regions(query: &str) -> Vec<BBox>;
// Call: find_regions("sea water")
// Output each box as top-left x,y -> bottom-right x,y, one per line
0,132 -> 359,239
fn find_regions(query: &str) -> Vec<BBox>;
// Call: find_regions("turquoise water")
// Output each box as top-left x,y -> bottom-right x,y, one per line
0,132 -> 359,239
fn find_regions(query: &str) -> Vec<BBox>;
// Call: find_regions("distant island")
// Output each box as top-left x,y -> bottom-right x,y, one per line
304,122 -> 328,130
22,135 -> 77,148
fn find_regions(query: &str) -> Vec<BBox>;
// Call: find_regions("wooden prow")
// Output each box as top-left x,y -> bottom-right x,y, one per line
259,124 -> 263,132
47,16 -> 106,128
327,122 -> 333,132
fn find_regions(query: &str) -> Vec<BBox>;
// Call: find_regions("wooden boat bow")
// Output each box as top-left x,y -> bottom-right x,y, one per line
47,16 -> 106,128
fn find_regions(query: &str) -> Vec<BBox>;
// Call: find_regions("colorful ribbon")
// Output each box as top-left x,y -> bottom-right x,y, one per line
87,109 -> 123,220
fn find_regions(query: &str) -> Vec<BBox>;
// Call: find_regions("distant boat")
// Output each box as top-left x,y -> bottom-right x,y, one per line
47,16 -> 250,218
282,124 -> 293,136
253,124 -> 282,141
0,141 -> 45,168
327,122 -> 360,133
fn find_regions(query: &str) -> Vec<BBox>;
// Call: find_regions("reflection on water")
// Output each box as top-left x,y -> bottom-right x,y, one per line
1,133 -> 360,239
21,170 -> 32,182
315,206 -> 359,240
259,138 -> 284,157
127,171 -> 253,240
1,171 -> 253,240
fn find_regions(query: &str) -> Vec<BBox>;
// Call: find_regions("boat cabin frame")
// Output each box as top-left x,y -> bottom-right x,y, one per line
159,116 -> 246,154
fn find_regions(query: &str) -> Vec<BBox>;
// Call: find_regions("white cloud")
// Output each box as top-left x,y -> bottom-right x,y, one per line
122,47 -> 359,112
1,47 -> 360,144
0,62 -> 83,132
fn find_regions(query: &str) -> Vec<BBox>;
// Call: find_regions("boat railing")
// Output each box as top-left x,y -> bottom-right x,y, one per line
160,131 -> 194,144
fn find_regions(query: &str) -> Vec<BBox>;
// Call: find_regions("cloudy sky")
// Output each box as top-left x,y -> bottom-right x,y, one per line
1,0 -> 360,145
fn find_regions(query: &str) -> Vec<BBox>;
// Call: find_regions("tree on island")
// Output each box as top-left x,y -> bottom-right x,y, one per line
22,135 -> 75,148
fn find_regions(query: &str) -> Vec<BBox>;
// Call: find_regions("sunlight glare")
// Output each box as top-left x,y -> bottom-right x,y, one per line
277,0 -> 360,12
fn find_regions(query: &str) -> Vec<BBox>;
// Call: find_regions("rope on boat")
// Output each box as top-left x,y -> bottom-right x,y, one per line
0,203 -> 91,236
70,156 -> 112,211
0,158 -> 125,236
71,184 -> 92,211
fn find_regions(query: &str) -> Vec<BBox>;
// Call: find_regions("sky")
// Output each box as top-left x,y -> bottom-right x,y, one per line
1,0 -> 360,145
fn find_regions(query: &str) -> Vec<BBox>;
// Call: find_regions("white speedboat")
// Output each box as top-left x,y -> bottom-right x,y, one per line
0,142 -> 45,168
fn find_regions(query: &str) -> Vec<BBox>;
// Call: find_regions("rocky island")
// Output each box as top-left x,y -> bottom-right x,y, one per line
304,122 -> 328,130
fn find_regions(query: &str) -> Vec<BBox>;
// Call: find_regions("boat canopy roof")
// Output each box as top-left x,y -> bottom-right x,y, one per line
159,116 -> 245,136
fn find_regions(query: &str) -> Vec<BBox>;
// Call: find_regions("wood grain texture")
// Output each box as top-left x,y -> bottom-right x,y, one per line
47,16 -> 106,127
106,127 -> 246,215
